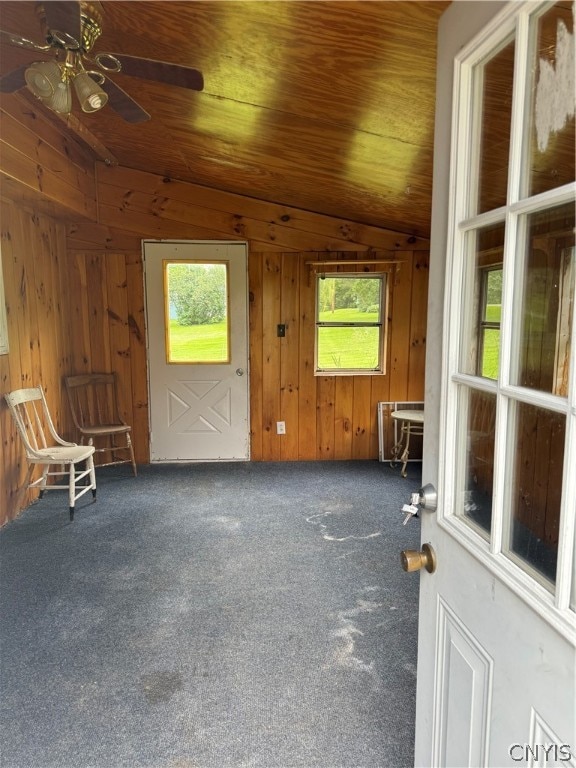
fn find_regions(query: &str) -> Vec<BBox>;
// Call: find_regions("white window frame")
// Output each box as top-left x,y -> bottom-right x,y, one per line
438,0 -> 576,641
314,272 -> 387,376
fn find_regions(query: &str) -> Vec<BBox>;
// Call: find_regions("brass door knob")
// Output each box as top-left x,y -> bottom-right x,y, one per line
400,543 -> 437,573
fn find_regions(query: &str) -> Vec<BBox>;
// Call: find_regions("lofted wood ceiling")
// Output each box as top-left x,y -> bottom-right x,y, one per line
0,1 -> 450,239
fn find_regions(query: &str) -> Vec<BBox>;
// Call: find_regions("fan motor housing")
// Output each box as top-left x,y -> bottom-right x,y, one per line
35,1 -> 103,53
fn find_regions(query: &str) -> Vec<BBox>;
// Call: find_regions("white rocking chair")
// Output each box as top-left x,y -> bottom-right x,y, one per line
4,386 -> 97,521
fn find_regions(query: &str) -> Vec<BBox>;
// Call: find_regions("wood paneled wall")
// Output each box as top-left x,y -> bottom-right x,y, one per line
90,163 -> 430,253
249,251 -> 428,460
0,200 -> 148,525
1,198 -> 428,524
0,98 -> 430,525
0,201 -> 74,521
63,250 -> 148,464
0,94 -> 97,221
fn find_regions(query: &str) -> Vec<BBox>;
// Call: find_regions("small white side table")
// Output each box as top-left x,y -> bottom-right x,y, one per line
390,409 -> 424,477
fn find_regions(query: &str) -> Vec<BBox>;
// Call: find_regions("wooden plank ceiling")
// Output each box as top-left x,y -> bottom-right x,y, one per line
0,1 -> 450,238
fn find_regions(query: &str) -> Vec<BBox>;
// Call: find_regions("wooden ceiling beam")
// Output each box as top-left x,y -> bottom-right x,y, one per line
55,113 -> 118,167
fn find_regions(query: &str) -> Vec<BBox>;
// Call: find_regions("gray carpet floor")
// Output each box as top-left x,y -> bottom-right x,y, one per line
0,460 -> 422,768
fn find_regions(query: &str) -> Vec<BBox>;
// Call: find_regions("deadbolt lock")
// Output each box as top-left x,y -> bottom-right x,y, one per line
411,483 -> 437,512
400,543 -> 437,574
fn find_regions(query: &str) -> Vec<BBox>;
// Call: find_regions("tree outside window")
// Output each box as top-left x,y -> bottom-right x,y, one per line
164,261 -> 230,364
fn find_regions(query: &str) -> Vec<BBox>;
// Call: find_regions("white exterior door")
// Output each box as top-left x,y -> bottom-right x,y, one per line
144,240 -> 249,462
414,3 -> 575,766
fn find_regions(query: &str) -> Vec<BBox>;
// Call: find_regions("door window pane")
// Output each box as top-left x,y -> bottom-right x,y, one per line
513,203 -> 575,395
527,2 -> 575,198
459,388 -> 496,537
475,37 -> 515,214
461,223 -> 505,378
479,269 -> 503,379
505,402 -> 565,586
164,261 -> 230,364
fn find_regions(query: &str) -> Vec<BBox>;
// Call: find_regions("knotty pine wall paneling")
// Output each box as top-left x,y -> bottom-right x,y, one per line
0,94 -> 97,221
248,251 -> 429,461
64,250 -> 149,467
280,255 -> 300,460
0,201 -> 76,524
297,254 -> 318,460
94,164 -> 431,254
0,202 -> 148,525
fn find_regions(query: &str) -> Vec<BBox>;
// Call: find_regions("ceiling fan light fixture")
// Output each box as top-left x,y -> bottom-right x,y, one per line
3,4 -> 203,124
73,71 -> 108,113
24,60 -> 62,100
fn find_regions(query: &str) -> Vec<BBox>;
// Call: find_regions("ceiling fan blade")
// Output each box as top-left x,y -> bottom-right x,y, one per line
42,1 -> 82,47
106,54 -> 204,91
0,64 -> 28,93
0,29 -> 52,53
100,78 -> 151,124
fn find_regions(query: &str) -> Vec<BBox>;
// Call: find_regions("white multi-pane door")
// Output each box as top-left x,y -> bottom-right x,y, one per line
144,240 -> 249,461
414,2 -> 575,765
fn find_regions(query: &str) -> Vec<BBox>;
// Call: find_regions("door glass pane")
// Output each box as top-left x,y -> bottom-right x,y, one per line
475,37 -> 515,214
505,402 -> 565,586
459,388 -> 496,536
461,223 -> 505,378
513,203 -> 575,395
527,2 -> 575,197
164,261 -> 230,364
479,269 -> 503,379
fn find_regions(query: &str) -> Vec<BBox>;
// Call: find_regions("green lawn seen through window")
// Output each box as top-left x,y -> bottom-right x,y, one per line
317,307 -> 380,370
485,304 -> 501,322
481,303 -> 501,379
168,320 -> 228,362
318,307 -> 379,323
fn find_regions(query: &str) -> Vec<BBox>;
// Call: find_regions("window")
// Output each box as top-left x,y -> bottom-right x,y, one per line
315,273 -> 386,375
163,260 -> 230,364
477,266 -> 502,379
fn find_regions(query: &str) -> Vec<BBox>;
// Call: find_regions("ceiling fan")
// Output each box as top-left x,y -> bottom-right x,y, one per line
0,1 -> 204,123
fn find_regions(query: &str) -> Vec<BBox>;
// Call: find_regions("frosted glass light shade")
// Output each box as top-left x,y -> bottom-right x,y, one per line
25,61 -> 62,99
47,81 -> 73,113
73,72 -> 108,113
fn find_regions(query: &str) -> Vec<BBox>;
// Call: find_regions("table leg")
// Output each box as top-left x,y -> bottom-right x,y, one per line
400,423 -> 411,477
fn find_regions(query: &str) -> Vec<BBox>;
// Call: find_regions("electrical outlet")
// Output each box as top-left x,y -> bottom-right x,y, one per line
276,421 -> 286,434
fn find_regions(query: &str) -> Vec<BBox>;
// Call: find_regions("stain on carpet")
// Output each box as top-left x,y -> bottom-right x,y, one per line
141,671 -> 183,704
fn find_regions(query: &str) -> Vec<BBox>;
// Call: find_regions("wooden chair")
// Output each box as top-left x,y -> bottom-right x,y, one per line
64,373 -> 137,476
4,386 -> 97,521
